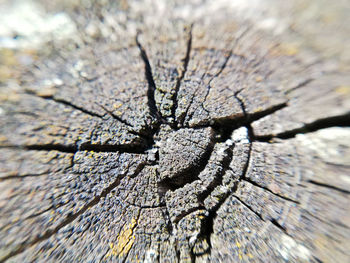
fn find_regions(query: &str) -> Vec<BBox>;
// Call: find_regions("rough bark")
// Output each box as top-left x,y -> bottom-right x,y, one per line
0,0 -> 349,262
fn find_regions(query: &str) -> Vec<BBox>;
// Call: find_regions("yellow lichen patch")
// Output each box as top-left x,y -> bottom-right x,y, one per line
255,76 -> 263,82
0,49 -> 17,65
120,0 -> 129,10
156,85 -> 168,93
0,49 -> 18,81
37,88 -> 56,97
236,241 -> 241,248
282,44 -> 299,56
87,151 -> 95,159
247,253 -> 254,259
0,135 -> 8,143
235,240 -> 245,260
158,34 -> 169,44
113,103 -> 123,109
271,43 -> 299,56
0,65 -> 12,81
335,86 -> 350,95
106,217 -> 138,258
0,48 -> 36,82
0,93 -> 20,102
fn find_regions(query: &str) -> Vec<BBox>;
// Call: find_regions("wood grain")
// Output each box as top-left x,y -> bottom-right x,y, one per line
0,0 -> 349,262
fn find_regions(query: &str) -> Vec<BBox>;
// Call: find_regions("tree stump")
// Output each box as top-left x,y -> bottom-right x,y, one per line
0,0 -> 349,262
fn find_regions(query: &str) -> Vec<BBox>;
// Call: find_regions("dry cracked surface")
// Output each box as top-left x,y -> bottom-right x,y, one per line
0,0 -> 350,262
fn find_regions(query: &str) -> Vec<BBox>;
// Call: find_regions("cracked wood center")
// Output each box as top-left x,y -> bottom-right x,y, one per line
0,0 -> 349,263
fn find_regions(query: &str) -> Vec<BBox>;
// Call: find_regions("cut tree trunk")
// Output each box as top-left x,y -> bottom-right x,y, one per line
0,0 -> 349,262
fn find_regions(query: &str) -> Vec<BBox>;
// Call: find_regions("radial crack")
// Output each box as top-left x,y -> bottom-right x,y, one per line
136,34 -> 163,122
0,172 -> 48,181
270,218 -> 288,234
0,144 -> 78,153
0,164 -> 146,263
234,195 -> 264,221
255,112 -> 350,141
79,143 -> 149,154
27,92 -> 106,119
235,195 -> 291,236
240,178 -> 300,204
285,78 -> 314,95
200,27 -> 252,114
307,180 -> 350,195
0,201 -> 68,233
200,127 -> 253,254
198,143 -> 235,255
172,206 -> 206,224
179,27 -> 251,128
233,90 -> 247,116
202,53 -> 234,107
187,97 -> 287,130
184,52 -> 234,126
26,92 -> 147,131
0,142 -> 149,155
198,145 -> 234,203
246,102 -> 288,124
171,24 -> 193,128
97,104 -> 133,127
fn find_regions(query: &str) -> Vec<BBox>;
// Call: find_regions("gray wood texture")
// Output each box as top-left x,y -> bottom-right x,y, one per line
0,0 -> 349,262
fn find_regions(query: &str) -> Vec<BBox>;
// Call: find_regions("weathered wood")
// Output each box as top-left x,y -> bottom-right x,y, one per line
0,0 -> 349,262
